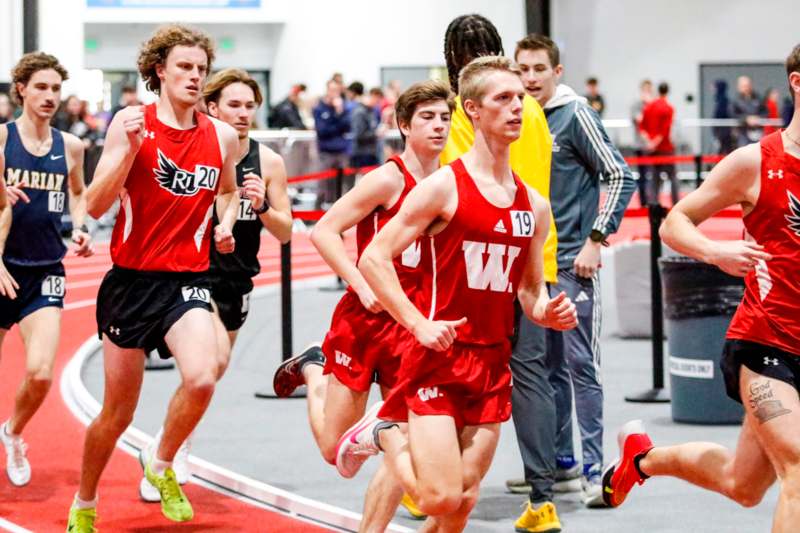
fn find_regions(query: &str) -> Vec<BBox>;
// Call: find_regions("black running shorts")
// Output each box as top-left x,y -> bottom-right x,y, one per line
720,339 -> 800,403
206,274 -> 253,332
96,266 -> 212,354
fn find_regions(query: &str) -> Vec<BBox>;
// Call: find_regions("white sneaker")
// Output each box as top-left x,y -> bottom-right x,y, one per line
334,402 -> 384,479
139,475 -> 161,502
173,436 -> 191,484
1,422 -> 31,486
581,464 -> 606,508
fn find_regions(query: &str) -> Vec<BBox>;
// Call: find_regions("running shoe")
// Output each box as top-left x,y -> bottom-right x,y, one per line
553,455 -> 582,493
1,422 -> 30,486
602,419 -> 654,508
581,463 -> 605,508
514,501 -> 562,533
334,401 -> 384,478
272,344 -> 325,398
400,493 -> 426,520
140,448 -> 194,522
66,505 -> 97,533
139,433 -> 191,502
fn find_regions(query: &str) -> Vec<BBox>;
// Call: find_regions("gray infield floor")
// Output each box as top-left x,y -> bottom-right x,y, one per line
82,252 -> 777,532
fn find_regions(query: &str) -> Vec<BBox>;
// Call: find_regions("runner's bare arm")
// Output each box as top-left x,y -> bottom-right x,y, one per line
0,152 -> 19,299
360,168 -> 464,350
254,145 -> 291,243
87,105 -> 145,217
64,134 -> 93,257
518,188 -> 577,330
212,122 -> 240,254
660,144 -> 771,277
311,164 -> 403,312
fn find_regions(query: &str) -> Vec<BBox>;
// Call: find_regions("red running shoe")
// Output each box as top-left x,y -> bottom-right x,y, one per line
602,420 -> 654,508
272,344 -> 325,398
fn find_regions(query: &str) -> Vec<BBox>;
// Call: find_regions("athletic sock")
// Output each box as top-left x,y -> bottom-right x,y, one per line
2,420 -> 16,438
152,456 -> 173,476
372,421 -> 398,452
633,451 -> 651,480
74,493 -> 97,509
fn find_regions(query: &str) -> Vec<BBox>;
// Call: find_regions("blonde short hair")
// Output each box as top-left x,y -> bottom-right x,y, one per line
203,68 -> 263,106
458,55 -> 521,109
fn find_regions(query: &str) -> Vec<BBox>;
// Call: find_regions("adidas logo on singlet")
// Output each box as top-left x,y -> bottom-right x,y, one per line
153,149 -> 220,197
494,219 -> 507,234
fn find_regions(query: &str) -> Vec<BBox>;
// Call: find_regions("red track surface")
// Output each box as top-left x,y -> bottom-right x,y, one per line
0,233 -> 342,533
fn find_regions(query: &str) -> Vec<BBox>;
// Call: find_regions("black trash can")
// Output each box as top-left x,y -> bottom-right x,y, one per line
660,256 -> 745,424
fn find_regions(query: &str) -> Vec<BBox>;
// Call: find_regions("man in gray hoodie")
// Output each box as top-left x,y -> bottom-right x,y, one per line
516,34 -> 635,510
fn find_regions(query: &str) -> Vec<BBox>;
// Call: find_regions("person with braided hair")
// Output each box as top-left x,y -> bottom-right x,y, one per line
439,13 -> 564,533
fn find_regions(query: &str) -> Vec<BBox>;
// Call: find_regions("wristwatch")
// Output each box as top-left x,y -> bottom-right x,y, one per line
77,224 -> 89,233
589,229 -> 608,246
253,201 -> 270,215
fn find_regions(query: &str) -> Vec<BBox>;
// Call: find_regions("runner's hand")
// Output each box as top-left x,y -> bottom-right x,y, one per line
122,105 -> 146,151
243,173 -> 266,212
71,228 -> 94,257
412,317 -> 467,351
709,240 -> 771,277
542,291 -> 578,331
354,283 -> 383,313
6,186 -> 29,206
0,260 -> 18,300
214,224 -> 235,254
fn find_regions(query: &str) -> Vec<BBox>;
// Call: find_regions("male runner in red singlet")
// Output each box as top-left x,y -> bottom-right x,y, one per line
339,56 -> 577,531
603,44 -> 800,532
138,67 -> 293,502
67,25 -> 240,531
272,80 -> 453,531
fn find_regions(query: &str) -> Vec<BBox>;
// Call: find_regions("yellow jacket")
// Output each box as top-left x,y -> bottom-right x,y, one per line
441,94 -> 557,282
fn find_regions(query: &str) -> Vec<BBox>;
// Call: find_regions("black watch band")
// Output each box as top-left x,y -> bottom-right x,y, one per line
253,201 -> 270,215
589,229 -> 608,245
78,224 -> 90,233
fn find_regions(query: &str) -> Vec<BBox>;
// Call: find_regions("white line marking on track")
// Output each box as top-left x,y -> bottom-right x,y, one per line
0,517 -> 34,533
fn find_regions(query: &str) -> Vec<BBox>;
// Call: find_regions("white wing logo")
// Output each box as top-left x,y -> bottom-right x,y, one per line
786,191 -> 800,237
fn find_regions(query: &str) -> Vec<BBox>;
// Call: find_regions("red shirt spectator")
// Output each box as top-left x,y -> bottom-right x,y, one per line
640,83 -> 674,153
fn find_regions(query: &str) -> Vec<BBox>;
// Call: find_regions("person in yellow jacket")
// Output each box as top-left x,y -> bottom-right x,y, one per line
398,14 -> 563,533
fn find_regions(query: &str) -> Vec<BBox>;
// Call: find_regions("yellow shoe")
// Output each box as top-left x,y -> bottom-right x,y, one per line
400,493 -> 426,520
66,505 -> 97,533
514,501 -> 562,533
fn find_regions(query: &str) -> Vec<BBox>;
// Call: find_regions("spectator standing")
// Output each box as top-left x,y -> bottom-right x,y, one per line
313,79 -> 350,206
631,79 -> 653,206
732,75 -> 766,146
712,79 -> 735,155
584,77 -> 605,116
269,83 -> 307,129
347,82 -> 380,169
110,85 -> 139,122
640,82 -> 679,205
763,88 -> 781,136
54,95 -> 97,150
0,93 -> 14,124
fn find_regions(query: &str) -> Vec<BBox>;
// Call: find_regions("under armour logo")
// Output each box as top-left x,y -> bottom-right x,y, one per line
767,169 -> 784,180
143,130 -> 155,140
109,326 -> 121,336
763,357 -> 779,366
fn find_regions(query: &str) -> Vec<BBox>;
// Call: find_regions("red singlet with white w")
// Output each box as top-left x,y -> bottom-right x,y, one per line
727,131 -> 800,354
419,158 -> 534,344
110,103 -> 223,272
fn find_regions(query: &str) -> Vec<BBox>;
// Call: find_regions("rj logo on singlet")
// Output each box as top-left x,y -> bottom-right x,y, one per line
153,149 -> 219,196
462,240 -> 521,293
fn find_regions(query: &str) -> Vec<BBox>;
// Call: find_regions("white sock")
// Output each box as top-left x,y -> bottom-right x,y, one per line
2,420 -> 16,438
74,493 -> 97,509
152,456 -> 172,476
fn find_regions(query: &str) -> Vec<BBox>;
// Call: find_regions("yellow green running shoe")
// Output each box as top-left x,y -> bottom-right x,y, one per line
142,454 -> 194,522
66,505 -> 97,533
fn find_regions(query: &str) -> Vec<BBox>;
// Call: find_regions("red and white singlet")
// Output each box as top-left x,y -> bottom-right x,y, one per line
418,158 -> 535,345
727,131 -> 800,354
110,103 -> 223,272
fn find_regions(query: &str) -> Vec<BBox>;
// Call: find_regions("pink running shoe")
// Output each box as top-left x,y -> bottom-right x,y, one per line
334,402 -> 385,479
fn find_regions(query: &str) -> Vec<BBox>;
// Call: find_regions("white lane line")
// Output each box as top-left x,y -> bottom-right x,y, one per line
59,280 -> 411,533
0,517 -> 34,533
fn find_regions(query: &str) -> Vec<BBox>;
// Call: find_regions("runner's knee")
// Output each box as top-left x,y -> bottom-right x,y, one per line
25,366 -> 53,388
416,486 -> 462,516
182,370 -> 216,398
